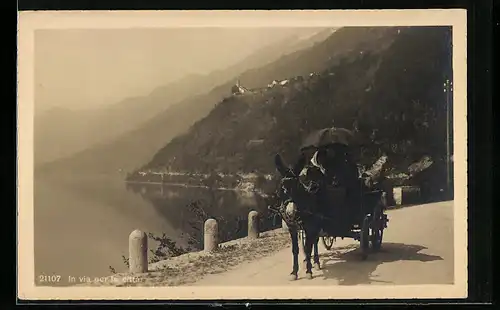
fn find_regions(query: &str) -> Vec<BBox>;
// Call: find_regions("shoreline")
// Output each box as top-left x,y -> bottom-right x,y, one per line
36,199 -> 452,288
125,180 -> 271,197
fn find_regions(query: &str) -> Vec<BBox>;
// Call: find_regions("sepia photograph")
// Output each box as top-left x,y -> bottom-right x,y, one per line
17,10 -> 467,300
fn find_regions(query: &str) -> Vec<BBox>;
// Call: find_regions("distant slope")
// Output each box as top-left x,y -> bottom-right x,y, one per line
142,27 -> 452,177
35,94 -> 172,165
34,73 -> 216,165
37,28 -> 337,176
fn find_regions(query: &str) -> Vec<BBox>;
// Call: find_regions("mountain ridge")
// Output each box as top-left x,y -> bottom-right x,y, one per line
139,26 -> 452,182
36,28 -> 338,175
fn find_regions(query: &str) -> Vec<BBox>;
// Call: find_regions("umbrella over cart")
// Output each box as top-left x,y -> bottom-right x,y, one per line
300,127 -> 358,151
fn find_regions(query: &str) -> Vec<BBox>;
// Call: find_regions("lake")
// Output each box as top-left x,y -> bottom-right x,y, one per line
33,171 -> 278,286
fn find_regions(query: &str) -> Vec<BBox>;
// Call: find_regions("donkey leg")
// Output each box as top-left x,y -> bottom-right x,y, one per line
289,228 -> 299,281
300,231 -> 307,265
303,229 -> 315,279
313,235 -> 321,270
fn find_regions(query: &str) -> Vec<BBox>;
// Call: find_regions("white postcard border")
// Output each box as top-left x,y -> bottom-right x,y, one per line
17,9 -> 468,300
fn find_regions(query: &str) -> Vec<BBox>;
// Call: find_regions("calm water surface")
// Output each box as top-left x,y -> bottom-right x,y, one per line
34,172 -> 276,286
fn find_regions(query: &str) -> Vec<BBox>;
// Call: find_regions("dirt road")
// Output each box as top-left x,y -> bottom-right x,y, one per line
190,201 -> 454,286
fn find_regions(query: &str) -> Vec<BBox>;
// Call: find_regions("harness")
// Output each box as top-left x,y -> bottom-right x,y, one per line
269,147 -> 358,229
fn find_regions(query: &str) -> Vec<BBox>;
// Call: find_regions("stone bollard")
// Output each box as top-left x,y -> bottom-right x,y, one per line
129,229 -> 148,273
204,218 -> 219,252
282,218 -> 288,231
248,211 -> 260,239
393,187 -> 405,205
393,186 -> 421,206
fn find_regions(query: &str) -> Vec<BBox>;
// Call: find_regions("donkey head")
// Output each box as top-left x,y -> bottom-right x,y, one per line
273,153 -> 318,226
284,201 -> 298,219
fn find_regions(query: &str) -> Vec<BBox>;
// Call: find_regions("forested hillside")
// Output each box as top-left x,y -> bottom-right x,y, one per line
141,26 -> 452,185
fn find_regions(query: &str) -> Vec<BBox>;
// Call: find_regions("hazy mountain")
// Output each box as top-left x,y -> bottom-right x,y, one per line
139,27 -> 452,181
35,96 -> 171,164
37,28 -> 337,175
145,28 -> 336,105
35,28 -> 334,166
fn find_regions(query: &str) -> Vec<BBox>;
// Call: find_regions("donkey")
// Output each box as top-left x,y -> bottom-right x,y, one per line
271,154 -> 327,280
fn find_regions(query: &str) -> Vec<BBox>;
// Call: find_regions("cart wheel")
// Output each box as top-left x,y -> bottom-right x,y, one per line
371,195 -> 386,251
321,236 -> 335,250
371,211 -> 383,251
360,215 -> 370,260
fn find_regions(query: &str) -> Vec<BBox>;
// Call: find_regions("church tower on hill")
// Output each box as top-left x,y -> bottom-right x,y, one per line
231,79 -> 250,95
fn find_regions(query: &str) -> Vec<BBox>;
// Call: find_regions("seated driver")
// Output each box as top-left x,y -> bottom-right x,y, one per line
311,143 -> 359,188
303,144 -> 361,228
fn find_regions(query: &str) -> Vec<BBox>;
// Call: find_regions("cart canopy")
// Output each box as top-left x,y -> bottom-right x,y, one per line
300,127 -> 357,151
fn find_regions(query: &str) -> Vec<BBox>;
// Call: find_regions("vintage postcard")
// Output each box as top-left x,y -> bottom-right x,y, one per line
17,9 -> 468,300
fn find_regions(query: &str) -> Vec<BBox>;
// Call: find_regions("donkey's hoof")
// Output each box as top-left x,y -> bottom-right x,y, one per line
289,274 -> 298,281
305,272 -> 313,280
314,263 -> 321,270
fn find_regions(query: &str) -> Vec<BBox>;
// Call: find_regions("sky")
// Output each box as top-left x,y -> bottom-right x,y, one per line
34,27 -> 321,112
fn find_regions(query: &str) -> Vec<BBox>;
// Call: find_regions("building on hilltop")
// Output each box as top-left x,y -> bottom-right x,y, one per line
231,80 -> 252,95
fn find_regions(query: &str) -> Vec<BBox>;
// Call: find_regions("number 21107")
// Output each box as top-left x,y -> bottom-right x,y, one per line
39,275 -> 61,283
